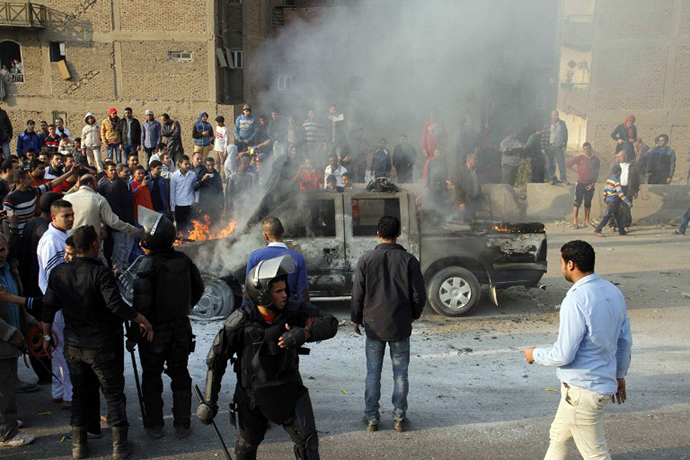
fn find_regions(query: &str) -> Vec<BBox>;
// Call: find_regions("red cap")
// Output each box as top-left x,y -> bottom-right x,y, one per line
109,108 -> 117,115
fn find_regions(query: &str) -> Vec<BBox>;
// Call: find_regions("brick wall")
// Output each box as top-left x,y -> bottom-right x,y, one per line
673,45 -> 690,108
120,0 -> 207,33
120,40 -> 209,102
44,0 -> 114,35
596,47 -> 667,110
599,0 -> 674,39
669,125 -> 690,182
50,42 -> 116,101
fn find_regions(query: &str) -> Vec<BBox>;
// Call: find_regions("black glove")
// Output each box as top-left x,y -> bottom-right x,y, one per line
280,327 -> 307,349
197,402 -> 218,425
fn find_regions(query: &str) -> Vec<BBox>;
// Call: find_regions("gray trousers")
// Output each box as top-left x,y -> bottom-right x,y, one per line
0,358 -> 18,441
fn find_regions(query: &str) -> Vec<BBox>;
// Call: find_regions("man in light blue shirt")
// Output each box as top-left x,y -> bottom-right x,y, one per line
524,240 -> 632,460
242,216 -> 309,307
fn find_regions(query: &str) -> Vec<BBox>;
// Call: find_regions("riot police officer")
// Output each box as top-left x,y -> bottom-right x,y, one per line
197,255 -> 338,460
130,207 -> 204,439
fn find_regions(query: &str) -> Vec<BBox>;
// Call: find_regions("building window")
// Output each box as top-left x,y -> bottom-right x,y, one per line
277,74 -> 293,91
0,40 -> 24,83
168,51 -> 193,62
49,42 -> 65,62
227,50 -> 243,69
284,199 -> 336,238
352,199 -> 401,237
284,0 -> 297,6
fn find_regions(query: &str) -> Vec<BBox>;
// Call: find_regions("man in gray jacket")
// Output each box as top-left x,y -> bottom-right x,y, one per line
546,110 -> 568,185
351,215 -> 426,433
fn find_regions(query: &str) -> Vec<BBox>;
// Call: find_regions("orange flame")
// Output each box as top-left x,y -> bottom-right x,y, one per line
175,215 -> 237,244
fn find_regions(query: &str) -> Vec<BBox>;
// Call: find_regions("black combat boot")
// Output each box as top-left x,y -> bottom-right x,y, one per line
111,426 -> 133,459
71,427 -> 87,459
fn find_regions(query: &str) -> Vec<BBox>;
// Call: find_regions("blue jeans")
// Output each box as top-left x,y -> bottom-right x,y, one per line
595,200 -> 625,234
106,144 -> 122,163
365,336 -> 410,422
678,204 -> 690,235
546,145 -> 566,183
122,144 -> 138,159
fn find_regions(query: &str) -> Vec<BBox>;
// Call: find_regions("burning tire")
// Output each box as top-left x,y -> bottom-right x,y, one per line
191,274 -> 236,320
428,267 -> 481,317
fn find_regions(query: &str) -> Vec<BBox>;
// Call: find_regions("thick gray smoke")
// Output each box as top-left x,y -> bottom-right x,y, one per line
180,0 -> 558,276
252,0 -> 557,147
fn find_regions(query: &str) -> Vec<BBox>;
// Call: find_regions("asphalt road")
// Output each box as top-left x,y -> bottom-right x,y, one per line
6,223 -> 690,459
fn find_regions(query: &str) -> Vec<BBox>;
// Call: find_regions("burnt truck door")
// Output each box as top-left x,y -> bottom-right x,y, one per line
277,191 -> 348,297
343,191 -> 412,290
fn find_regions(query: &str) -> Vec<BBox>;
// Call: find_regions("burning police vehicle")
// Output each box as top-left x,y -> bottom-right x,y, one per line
119,162 -> 547,319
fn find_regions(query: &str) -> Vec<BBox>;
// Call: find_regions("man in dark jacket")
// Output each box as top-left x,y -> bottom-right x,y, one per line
0,234 -> 40,448
454,153 -> 483,221
392,134 -> 416,183
0,106 -> 12,159
147,160 -> 169,216
351,215 -> 426,433
615,145 -> 641,231
525,127 -> 546,183
160,114 -> 184,164
98,162 -> 135,269
647,134 -> 676,184
42,225 -> 153,459
371,138 -> 392,178
118,108 -> 141,161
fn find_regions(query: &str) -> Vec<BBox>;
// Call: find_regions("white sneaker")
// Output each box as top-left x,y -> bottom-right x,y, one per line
0,431 -> 36,447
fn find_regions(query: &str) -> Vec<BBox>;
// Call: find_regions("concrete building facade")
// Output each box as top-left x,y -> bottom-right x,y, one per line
556,0 -> 690,183
0,0 -> 281,150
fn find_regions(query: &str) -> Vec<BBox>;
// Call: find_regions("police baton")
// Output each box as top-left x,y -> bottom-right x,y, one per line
194,384 -> 233,460
128,345 -> 147,421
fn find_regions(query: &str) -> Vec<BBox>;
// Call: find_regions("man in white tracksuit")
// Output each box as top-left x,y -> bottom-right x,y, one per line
37,199 -> 74,408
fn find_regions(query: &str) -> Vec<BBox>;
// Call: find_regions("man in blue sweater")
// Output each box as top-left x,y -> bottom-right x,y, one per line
16,120 -> 43,158
242,216 -> 309,307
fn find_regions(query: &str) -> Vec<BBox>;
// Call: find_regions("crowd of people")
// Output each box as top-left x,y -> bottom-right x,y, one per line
0,102 -> 689,244
0,93 -> 640,460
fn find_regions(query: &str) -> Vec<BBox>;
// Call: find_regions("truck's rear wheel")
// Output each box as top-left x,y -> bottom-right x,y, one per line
428,267 -> 481,316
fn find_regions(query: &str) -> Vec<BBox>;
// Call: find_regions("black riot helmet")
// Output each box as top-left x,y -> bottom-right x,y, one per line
138,206 -> 176,251
245,255 -> 295,309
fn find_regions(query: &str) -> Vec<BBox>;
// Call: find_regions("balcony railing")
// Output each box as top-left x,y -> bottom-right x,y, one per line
0,2 -> 47,29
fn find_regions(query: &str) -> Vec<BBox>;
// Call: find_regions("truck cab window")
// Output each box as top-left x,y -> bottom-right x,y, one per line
352,198 -> 401,237
284,199 -> 336,238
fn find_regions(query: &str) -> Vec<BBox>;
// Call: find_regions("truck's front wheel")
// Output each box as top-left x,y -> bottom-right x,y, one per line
428,267 -> 481,316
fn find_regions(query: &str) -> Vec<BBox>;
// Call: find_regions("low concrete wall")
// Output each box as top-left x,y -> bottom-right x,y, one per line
524,183 -> 690,223
481,184 -> 527,221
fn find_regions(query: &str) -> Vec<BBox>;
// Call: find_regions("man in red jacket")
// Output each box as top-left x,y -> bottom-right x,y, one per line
129,166 -> 153,224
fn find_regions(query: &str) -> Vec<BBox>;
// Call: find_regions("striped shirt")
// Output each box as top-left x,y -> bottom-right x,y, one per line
602,174 -> 630,205
37,223 -> 69,294
302,119 -> 324,146
3,184 -> 51,236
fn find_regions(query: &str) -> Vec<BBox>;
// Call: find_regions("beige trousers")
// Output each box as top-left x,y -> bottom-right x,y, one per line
544,384 -> 611,460
84,146 -> 103,172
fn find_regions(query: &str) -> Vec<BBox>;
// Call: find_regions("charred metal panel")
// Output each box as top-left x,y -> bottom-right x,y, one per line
485,233 -> 546,265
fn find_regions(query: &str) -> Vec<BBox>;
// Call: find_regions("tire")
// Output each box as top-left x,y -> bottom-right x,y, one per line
427,266 -> 481,317
191,275 -> 236,320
